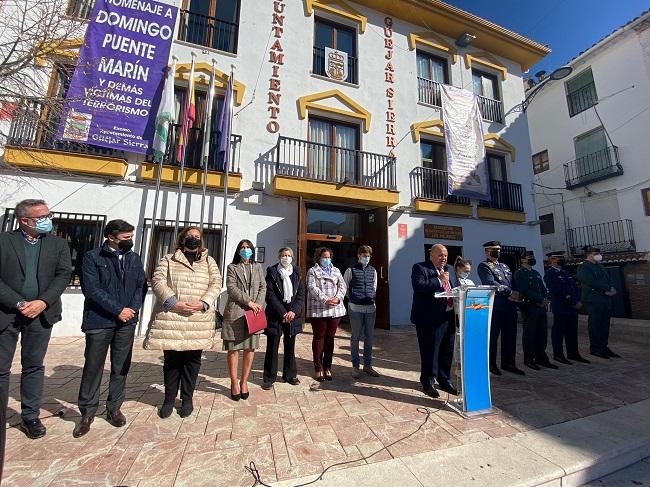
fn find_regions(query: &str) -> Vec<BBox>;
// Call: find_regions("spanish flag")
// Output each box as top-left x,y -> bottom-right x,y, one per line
176,58 -> 196,163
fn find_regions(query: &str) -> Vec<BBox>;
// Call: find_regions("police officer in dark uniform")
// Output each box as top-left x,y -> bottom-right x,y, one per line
514,250 -> 558,370
544,251 -> 590,365
477,241 -> 524,376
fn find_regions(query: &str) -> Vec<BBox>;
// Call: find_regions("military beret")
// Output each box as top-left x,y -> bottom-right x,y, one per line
483,241 -> 501,248
582,245 -> 600,254
546,251 -> 565,258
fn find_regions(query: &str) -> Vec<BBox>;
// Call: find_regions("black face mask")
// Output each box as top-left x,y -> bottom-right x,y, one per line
489,250 -> 500,259
117,239 -> 134,252
184,236 -> 200,250
528,258 -> 537,266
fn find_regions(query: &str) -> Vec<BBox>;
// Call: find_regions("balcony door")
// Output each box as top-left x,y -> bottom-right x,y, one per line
487,153 -> 510,208
181,0 -> 239,53
574,127 -> 609,180
416,51 -> 447,106
308,117 -> 359,184
420,140 -> 447,200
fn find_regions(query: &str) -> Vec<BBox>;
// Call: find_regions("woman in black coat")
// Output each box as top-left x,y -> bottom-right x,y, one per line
262,247 -> 305,389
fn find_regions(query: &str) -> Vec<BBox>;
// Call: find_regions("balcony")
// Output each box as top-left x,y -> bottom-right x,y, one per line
417,78 -> 442,107
66,0 -> 95,19
411,167 -> 472,217
477,94 -> 504,123
177,9 -> 238,54
478,179 -> 525,222
567,219 -> 635,257
312,47 -> 358,85
564,146 -> 623,189
567,82 -> 598,117
273,136 -> 398,206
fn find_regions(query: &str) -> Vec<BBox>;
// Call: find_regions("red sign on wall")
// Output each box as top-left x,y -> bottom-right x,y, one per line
398,223 -> 407,239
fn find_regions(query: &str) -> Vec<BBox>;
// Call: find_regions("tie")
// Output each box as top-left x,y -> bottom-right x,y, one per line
440,268 -> 452,308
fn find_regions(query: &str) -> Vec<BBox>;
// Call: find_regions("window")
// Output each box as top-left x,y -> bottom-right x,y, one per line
307,117 -> 359,184
66,0 -> 95,19
1,208 -> 106,286
532,150 -> 549,174
421,141 -> 446,170
313,18 -> 358,84
642,188 -> 650,216
574,127 -> 611,179
416,51 -> 448,106
540,214 -> 555,235
472,69 -> 503,123
144,219 -> 224,277
177,0 -> 240,54
566,68 -> 597,116
419,140 -> 447,200
487,153 -> 507,181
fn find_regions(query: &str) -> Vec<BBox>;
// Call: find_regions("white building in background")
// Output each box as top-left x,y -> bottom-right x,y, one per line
527,9 -> 650,319
0,0 -> 549,335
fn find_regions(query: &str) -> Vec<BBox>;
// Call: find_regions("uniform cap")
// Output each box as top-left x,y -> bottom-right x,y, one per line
483,241 -> 501,248
546,251 -> 565,258
519,249 -> 535,259
582,245 -> 600,254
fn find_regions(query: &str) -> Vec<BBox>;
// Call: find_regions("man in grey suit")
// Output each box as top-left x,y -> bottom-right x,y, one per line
0,199 -> 71,439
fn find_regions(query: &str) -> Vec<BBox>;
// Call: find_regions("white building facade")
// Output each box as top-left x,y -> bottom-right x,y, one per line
0,0 -> 549,335
527,10 -> 650,318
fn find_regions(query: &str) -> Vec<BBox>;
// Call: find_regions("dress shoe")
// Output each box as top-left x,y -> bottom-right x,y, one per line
179,401 -> 193,418
314,371 -> 324,382
284,377 -> 300,386
422,385 -> 440,398
554,356 -> 573,365
19,418 -> 46,439
158,402 -> 174,419
261,381 -> 274,390
240,381 -> 249,400
568,355 -> 590,364
591,351 -> 610,359
73,416 -> 94,438
106,409 -> 127,427
438,381 -> 458,395
351,367 -> 361,379
489,366 -> 502,376
363,366 -> 380,377
605,348 -> 621,358
324,369 -> 333,381
501,365 -> 525,375
525,361 -> 540,371
538,361 -> 559,369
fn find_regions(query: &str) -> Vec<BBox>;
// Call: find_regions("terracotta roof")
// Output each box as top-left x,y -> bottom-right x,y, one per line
564,251 -> 648,266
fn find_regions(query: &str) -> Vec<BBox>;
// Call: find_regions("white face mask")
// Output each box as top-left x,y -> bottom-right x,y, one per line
459,272 -> 470,279
359,256 -> 370,266
593,254 -> 603,262
280,256 -> 292,266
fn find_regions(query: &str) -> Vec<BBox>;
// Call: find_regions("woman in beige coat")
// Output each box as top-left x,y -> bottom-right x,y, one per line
145,227 -> 221,419
223,239 -> 265,401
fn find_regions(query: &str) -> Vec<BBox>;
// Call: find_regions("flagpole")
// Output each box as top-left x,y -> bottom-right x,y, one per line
219,65 -> 235,276
200,59 -> 217,229
174,52 -> 197,240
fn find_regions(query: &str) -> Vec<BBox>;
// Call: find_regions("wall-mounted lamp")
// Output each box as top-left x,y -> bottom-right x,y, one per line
455,32 -> 475,47
520,66 -> 573,112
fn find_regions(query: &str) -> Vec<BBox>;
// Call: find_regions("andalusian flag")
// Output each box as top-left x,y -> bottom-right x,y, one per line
176,58 -> 196,163
152,61 -> 176,163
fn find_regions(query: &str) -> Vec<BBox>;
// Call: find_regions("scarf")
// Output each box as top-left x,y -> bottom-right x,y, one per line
278,263 -> 294,303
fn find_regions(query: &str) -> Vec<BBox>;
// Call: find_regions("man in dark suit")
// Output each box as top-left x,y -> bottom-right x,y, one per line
0,199 -> 72,439
410,244 -> 457,398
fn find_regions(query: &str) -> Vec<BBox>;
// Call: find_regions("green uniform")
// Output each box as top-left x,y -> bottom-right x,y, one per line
514,266 -> 550,365
576,260 -> 613,354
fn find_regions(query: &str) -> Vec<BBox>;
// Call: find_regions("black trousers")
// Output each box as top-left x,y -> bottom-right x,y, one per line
415,320 -> 447,388
0,316 -> 52,421
163,350 -> 202,404
490,308 -> 518,368
586,300 -> 611,354
436,311 -> 456,384
552,312 -> 579,358
78,325 -> 135,417
521,305 -> 549,364
263,326 -> 298,383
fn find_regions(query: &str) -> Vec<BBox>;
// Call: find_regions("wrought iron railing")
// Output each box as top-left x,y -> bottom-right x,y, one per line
275,135 -> 396,190
6,98 -> 124,158
411,167 -> 470,204
417,77 -> 443,107
564,146 -> 622,189
567,219 -> 635,257
312,46 -> 358,84
567,82 -> 598,117
477,94 -> 504,123
478,179 -> 524,212
177,9 -> 239,54
66,0 -> 95,19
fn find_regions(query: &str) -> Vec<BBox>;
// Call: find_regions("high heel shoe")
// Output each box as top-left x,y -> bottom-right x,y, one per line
324,369 -> 333,381
240,381 -> 249,400
230,383 -> 241,401
314,371 -> 324,382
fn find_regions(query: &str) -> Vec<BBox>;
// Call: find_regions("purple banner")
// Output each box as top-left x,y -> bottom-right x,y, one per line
57,0 -> 178,154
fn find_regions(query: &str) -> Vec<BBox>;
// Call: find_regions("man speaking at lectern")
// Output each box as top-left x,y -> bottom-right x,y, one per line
410,244 -> 458,398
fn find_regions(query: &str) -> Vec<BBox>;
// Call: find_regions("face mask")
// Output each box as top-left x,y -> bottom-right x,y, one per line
593,254 -> 603,262
184,236 -> 200,250
359,256 -> 370,266
459,271 -> 469,279
117,239 -> 134,252
528,258 -> 537,266
489,250 -> 500,259
280,256 -> 292,266
239,248 -> 253,260
320,258 -> 331,267
34,217 -> 53,234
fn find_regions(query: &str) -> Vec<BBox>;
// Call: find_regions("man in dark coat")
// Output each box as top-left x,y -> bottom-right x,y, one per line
0,199 -> 72,440
411,244 -> 457,398
73,219 -> 147,438
544,251 -> 589,364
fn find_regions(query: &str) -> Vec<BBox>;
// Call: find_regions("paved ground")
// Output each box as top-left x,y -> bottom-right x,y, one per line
3,323 -> 650,486
587,457 -> 650,486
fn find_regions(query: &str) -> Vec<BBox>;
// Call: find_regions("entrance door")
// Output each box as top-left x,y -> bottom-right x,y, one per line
361,207 -> 390,329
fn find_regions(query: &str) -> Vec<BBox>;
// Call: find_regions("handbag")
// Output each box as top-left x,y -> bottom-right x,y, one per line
244,309 -> 267,334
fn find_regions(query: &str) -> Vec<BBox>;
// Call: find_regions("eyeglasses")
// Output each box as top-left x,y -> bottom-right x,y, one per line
24,213 -> 54,222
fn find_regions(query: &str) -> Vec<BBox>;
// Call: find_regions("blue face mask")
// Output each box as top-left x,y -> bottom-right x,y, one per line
359,256 -> 370,266
35,218 -> 53,234
459,272 -> 470,279
320,258 -> 331,267
239,248 -> 253,260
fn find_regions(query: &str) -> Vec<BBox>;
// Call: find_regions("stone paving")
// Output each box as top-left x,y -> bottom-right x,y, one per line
3,324 -> 650,486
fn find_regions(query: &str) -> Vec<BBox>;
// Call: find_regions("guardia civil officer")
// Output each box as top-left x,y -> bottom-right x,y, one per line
576,246 -> 620,359
544,251 -> 590,364
514,250 -> 557,370
477,241 -> 524,376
